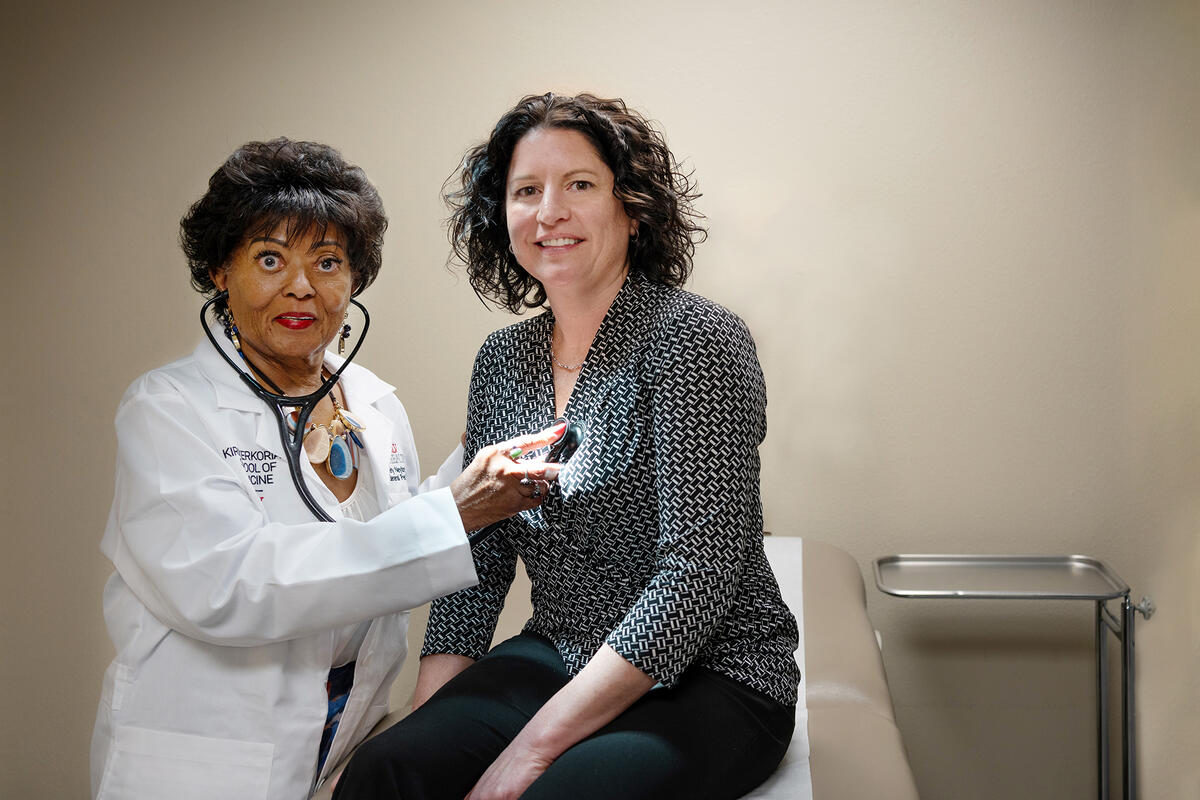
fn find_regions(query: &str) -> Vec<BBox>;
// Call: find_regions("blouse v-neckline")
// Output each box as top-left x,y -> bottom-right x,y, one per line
540,274 -> 647,422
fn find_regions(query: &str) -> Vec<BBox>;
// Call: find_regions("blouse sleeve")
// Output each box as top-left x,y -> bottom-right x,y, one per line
603,305 -> 767,687
421,340 -> 519,659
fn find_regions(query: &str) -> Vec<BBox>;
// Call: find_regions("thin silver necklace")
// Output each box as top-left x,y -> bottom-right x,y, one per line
551,329 -> 585,372
551,344 -> 584,372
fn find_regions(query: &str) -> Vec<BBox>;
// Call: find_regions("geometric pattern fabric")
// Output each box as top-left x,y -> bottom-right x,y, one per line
423,275 -> 800,707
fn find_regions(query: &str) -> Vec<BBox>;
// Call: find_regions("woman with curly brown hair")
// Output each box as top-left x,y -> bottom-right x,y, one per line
335,94 -> 799,800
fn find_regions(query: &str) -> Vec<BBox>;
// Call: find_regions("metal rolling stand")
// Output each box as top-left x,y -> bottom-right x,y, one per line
874,555 -> 1155,800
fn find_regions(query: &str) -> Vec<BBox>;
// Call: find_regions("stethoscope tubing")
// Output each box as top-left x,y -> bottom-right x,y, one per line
200,291 -> 371,523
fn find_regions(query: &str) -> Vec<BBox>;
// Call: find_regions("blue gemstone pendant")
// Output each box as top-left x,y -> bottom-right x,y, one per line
328,435 -> 354,479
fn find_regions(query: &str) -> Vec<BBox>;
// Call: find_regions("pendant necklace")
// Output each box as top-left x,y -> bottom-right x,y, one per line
296,393 -> 365,480
278,377 -> 365,481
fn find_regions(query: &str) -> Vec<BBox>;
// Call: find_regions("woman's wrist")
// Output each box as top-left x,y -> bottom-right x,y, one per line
512,707 -> 577,763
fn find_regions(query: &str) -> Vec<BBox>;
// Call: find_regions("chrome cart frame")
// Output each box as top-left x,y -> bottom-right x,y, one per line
874,555 -> 1154,800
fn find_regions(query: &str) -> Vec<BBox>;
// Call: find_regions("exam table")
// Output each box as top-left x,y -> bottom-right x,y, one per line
315,537 -> 918,799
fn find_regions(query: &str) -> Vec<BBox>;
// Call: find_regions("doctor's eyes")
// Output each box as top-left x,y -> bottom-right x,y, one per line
251,250 -> 343,273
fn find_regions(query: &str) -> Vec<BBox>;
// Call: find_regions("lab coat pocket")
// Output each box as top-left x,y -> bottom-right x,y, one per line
97,724 -> 274,800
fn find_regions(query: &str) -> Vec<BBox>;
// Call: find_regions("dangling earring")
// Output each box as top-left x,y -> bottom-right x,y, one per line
338,311 -> 351,356
224,314 -> 242,353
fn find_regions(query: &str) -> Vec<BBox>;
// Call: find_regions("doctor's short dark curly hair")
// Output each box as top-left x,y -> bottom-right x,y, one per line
445,93 -> 707,313
181,137 -> 387,299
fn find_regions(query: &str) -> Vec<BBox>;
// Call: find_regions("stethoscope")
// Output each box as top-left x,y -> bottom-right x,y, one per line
201,291 -> 369,523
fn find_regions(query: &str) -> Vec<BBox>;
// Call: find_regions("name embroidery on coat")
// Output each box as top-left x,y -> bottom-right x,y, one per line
222,446 -> 281,497
388,443 -> 407,483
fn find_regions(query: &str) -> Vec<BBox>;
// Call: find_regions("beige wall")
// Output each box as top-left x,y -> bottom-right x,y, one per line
4,1 -> 1196,797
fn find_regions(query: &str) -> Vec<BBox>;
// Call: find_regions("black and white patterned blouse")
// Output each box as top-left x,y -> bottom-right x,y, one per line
423,275 -> 800,707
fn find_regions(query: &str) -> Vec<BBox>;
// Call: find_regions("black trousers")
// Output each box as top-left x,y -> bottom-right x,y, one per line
333,633 -> 794,800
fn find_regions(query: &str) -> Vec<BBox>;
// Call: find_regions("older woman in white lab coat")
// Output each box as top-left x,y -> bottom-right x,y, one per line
90,138 -> 562,800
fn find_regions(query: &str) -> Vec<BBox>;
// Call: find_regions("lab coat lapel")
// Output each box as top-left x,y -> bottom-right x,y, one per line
194,323 -> 273,414
325,352 -> 405,503
357,402 -> 403,503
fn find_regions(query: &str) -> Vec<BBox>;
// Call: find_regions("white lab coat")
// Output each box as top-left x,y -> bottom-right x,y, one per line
90,329 -> 477,800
